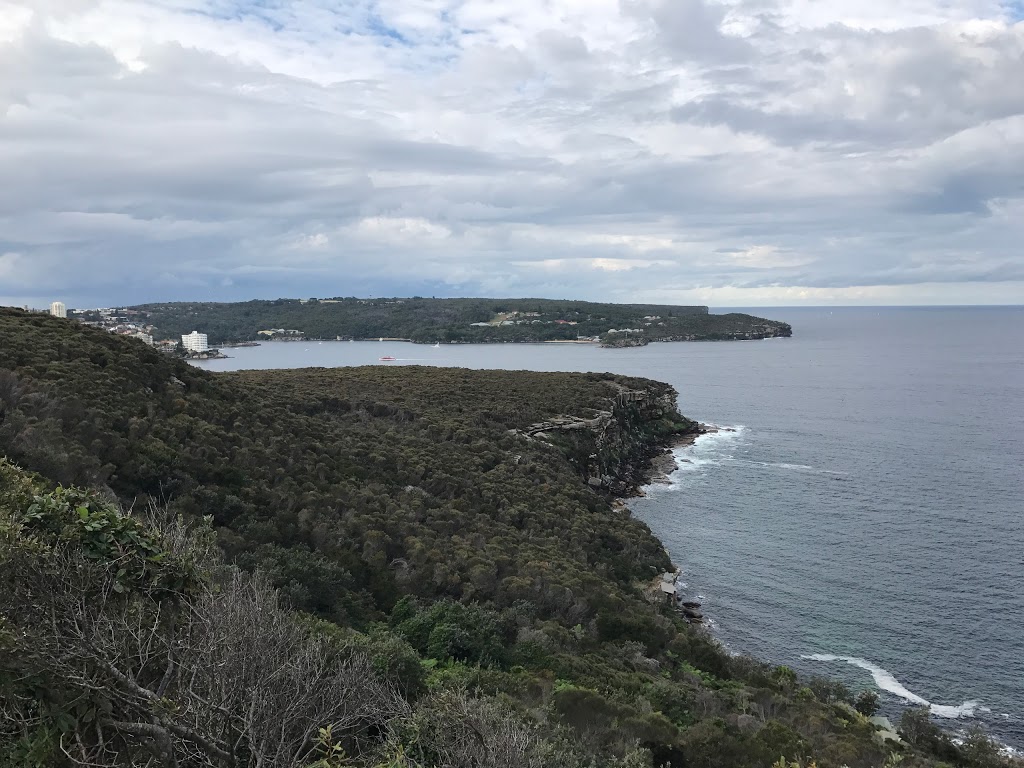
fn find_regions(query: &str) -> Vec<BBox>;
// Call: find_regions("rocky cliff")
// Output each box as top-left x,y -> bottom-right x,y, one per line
515,382 -> 698,495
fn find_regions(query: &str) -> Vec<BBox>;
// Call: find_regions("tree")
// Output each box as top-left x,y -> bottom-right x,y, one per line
0,480 -> 408,767
854,690 -> 880,717
960,726 -> 1007,768
383,689 -> 546,768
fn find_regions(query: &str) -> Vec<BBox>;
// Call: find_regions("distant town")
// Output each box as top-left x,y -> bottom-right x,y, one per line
32,301 -> 227,359
33,300 -> 681,351
24,296 -> 792,351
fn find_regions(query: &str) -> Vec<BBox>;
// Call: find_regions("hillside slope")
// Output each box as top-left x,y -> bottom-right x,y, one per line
1,308 -> 1005,768
0,308 -> 691,626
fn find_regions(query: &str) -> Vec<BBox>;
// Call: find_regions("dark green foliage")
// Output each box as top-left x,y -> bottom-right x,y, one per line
121,296 -> 791,344
16,485 -> 199,595
393,599 -> 511,667
355,627 -> 428,699
0,464 -> 408,768
897,708 -> 1014,767
2,309 -> 1004,768
899,708 -> 949,753
960,726 -> 1014,768
854,689 -> 880,717
753,721 -> 809,765
551,684 -> 680,753
678,719 -> 753,768
808,676 -> 853,706
0,309 -> 687,630
667,626 -> 736,681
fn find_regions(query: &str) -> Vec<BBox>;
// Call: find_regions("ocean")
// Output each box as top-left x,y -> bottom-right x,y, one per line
191,306 -> 1024,748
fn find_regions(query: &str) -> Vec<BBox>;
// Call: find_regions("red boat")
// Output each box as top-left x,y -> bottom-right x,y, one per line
379,356 -> 397,361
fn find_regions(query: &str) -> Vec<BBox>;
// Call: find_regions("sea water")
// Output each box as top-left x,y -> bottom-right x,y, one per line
192,306 -> 1024,748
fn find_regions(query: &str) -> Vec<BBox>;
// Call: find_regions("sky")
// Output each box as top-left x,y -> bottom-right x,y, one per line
1,0 -> 1022,308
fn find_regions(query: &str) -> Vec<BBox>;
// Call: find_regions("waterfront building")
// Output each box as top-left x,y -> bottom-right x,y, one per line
181,331 -> 209,352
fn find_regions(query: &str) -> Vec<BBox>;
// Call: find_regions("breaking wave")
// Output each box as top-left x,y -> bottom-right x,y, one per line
667,425 -> 746,486
802,654 -> 980,718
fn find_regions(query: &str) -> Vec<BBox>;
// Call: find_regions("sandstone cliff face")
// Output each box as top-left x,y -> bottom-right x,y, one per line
515,383 -> 697,495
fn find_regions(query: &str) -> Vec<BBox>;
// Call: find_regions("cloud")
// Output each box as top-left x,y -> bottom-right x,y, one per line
0,0 -> 1021,307
623,0 -> 753,63
0,252 -> 21,280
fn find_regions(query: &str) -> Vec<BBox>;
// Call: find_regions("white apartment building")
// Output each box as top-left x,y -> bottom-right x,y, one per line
131,332 -> 154,346
181,331 -> 209,352
50,301 -> 66,318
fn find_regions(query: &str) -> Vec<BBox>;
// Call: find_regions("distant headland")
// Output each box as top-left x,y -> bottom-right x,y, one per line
86,297 -> 792,346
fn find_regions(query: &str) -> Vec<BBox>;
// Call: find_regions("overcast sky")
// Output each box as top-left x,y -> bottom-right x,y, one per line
2,0 -> 1023,308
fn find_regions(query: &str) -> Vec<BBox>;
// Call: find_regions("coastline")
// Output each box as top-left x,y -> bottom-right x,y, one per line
624,421 -> 712,627
624,419 -> 1024,756
196,332 -> 790,347
639,423 -> 732,492
614,419 -> 704,499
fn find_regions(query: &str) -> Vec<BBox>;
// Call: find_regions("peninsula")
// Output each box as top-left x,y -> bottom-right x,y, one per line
0,308 -> 1007,768
121,297 -> 792,346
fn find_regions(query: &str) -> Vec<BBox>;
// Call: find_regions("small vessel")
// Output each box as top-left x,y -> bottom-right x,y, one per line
379,356 -> 397,361
432,342 -> 440,348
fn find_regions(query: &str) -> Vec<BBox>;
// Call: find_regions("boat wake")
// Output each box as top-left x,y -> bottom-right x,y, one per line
802,654 -> 980,718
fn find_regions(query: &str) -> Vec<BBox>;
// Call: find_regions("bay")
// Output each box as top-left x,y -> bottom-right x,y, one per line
191,306 -> 1024,748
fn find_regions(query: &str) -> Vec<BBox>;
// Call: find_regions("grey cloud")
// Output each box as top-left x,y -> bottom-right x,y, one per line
906,169 -> 1024,215
1,1 -> 1023,307
623,0 -> 752,63
670,98 -> 896,148
659,19 -> 1024,155
357,138 -> 559,175
535,30 -> 591,63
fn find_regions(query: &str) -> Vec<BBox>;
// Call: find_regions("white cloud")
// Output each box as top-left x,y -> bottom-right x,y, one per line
0,0 -> 1021,306
292,233 -> 330,250
725,245 -> 813,269
353,216 -> 453,243
590,257 -> 674,271
0,251 -> 20,279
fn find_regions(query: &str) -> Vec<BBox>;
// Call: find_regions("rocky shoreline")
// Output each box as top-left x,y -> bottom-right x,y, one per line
639,423 -> 737,492
611,418 -> 703,498
632,423 -> 729,628
180,349 -> 229,360
645,569 -> 708,627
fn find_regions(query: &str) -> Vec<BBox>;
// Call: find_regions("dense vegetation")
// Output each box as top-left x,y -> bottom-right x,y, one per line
0,308 -> 1013,768
117,297 -> 792,345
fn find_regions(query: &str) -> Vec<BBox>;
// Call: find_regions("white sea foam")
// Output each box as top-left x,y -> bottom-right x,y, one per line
802,654 -> 980,718
738,460 -> 848,476
666,425 -> 745,485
